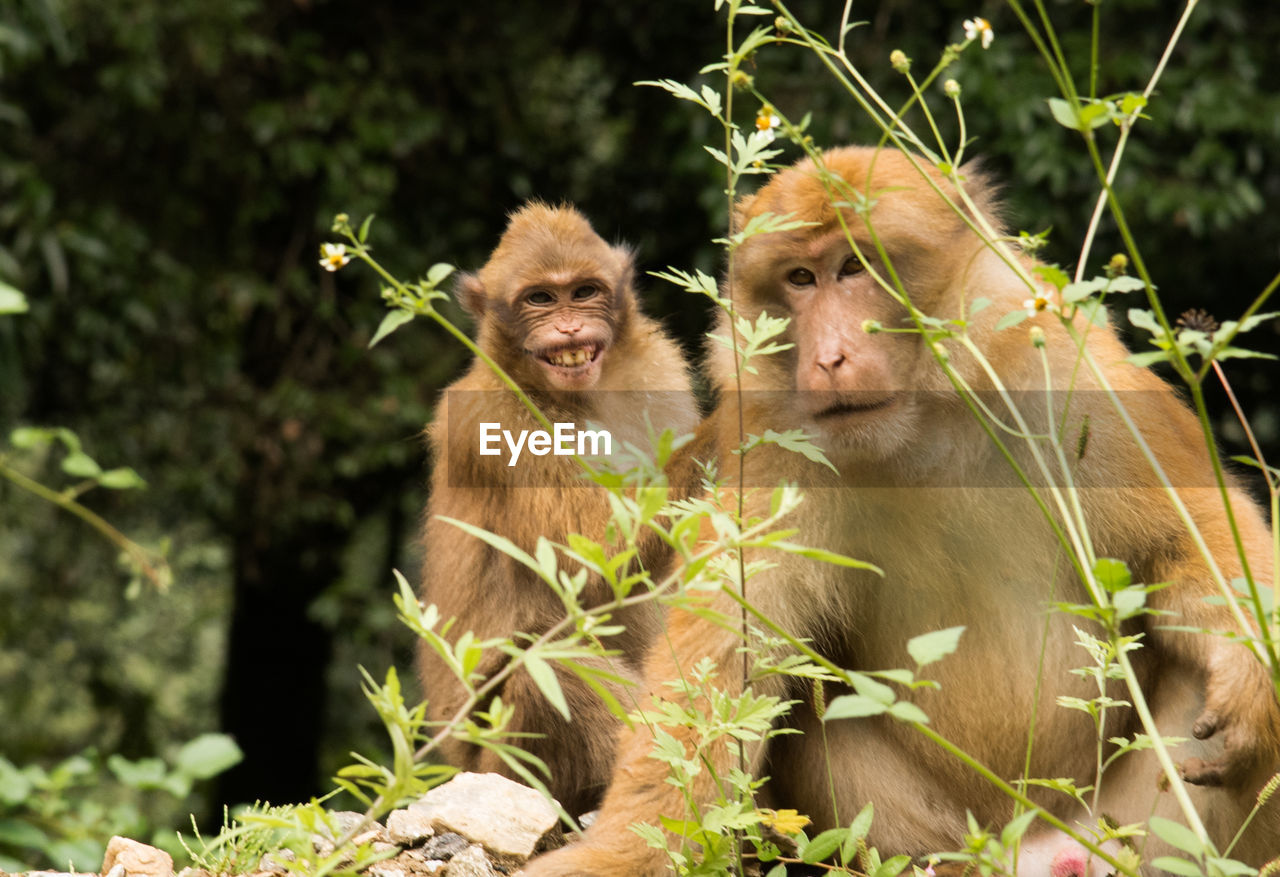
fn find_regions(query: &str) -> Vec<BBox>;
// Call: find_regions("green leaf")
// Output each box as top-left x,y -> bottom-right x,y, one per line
0,280 -> 28,315
1127,350 -> 1172,368
1150,858 -> 1204,877
801,827 -> 848,864
844,803 -> 874,858
823,694 -> 887,721
0,818 -> 47,849
175,733 -> 244,780
427,262 -> 456,287
766,542 -> 883,575
1062,277 -> 1105,304
534,537 -> 560,591
1000,808 -> 1040,847
995,309 -> 1029,331
1046,98 -> 1079,130
357,214 -> 376,243
1092,558 -> 1131,592
0,759 -> 32,805
61,451 -> 102,478
369,309 -> 414,348
437,516 -> 543,580
98,467 -> 147,490
1108,276 -> 1147,294
107,755 -> 168,789
8,426 -> 54,449
872,854 -> 913,877
888,701 -> 930,724
1149,817 -> 1206,856
906,626 -> 965,667
1127,308 -> 1164,336
524,654 -> 570,721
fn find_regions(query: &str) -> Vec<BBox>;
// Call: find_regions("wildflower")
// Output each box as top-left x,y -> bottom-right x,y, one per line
890,49 -> 911,74
755,105 -> 781,143
1106,252 -> 1129,278
963,16 -> 994,49
944,79 -> 961,99
1022,286 -> 1059,317
319,242 -> 351,272
758,808 -> 810,835
1177,308 -> 1219,334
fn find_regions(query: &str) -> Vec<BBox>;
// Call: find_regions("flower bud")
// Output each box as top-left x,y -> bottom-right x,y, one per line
932,342 -> 950,363
944,79 -> 961,99
1106,252 -> 1129,278
890,50 -> 911,74
862,319 -> 882,334
1029,325 -> 1046,348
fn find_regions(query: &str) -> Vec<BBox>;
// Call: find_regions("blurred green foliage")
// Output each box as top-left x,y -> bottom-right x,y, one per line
0,0 -> 1276,859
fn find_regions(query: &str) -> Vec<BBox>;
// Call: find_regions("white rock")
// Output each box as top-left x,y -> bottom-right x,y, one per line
100,836 -> 174,877
387,805 -> 437,845
398,772 -> 558,860
443,845 -> 497,877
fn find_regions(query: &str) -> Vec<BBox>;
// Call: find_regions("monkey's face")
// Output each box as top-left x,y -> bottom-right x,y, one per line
738,226 -> 926,459
513,278 -> 616,390
729,148 -> 979,462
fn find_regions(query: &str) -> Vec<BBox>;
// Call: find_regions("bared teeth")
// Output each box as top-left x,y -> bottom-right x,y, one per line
548,347 -> 592,367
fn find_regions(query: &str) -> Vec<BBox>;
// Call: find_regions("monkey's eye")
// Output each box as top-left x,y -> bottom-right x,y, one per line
839,256 -> 864,278
787,268 -> 816,286
571,285 -> 598,301
527,290 -> 554,305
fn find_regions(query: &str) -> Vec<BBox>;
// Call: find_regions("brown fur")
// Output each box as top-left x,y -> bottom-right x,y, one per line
522,148 -> 1280,874
418,202 -> 698,817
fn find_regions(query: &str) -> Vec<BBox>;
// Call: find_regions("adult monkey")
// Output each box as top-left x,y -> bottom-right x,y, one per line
521,148 -> 1280,874
419,202 -> 698,818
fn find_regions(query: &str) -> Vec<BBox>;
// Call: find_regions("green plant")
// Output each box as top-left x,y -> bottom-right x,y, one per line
0,734 -> 241,872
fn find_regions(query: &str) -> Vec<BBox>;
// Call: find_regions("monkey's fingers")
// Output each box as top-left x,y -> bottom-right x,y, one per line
1179,756 -> 1228,787
1191,709 -> 1222,741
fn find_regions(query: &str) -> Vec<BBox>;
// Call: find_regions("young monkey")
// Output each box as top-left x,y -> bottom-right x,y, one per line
417,202 -> 698,817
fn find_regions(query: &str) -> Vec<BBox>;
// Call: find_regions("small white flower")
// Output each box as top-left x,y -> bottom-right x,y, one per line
1022,286 -> 1059,317
319,242 -> 351,272
755,106 -> 781,143
963,16 -> 994,49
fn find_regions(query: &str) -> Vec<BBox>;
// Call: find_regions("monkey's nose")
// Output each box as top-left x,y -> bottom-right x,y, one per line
816,352 -> 847,373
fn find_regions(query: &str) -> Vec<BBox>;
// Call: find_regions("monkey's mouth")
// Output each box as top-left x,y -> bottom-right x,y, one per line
813,394 -> 896,420
533,343 -> 607,386
542,344 -> 602,369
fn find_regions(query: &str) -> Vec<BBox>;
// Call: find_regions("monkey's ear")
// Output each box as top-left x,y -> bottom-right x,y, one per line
957,158 -> 1004,226
611,244 -> 637,285
454,272 -> 487,318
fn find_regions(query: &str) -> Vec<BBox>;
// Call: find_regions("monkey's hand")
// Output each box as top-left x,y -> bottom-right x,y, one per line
1180,649 -> 1280,787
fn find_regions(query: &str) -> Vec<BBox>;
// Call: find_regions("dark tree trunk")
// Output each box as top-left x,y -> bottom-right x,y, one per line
215,492 -> 345,807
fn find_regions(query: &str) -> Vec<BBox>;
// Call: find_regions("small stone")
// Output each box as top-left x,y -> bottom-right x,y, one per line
101,837 -> 174,877
442,845 -> 496,877
258,849 -> 295,873
368,867 -> 407,877
388,806 -> 437,845
420,832 -> 470,862
399,773 -> 558,861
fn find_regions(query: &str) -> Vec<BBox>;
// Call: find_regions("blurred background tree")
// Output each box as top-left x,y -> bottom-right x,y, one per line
1,0 -> 1276,854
